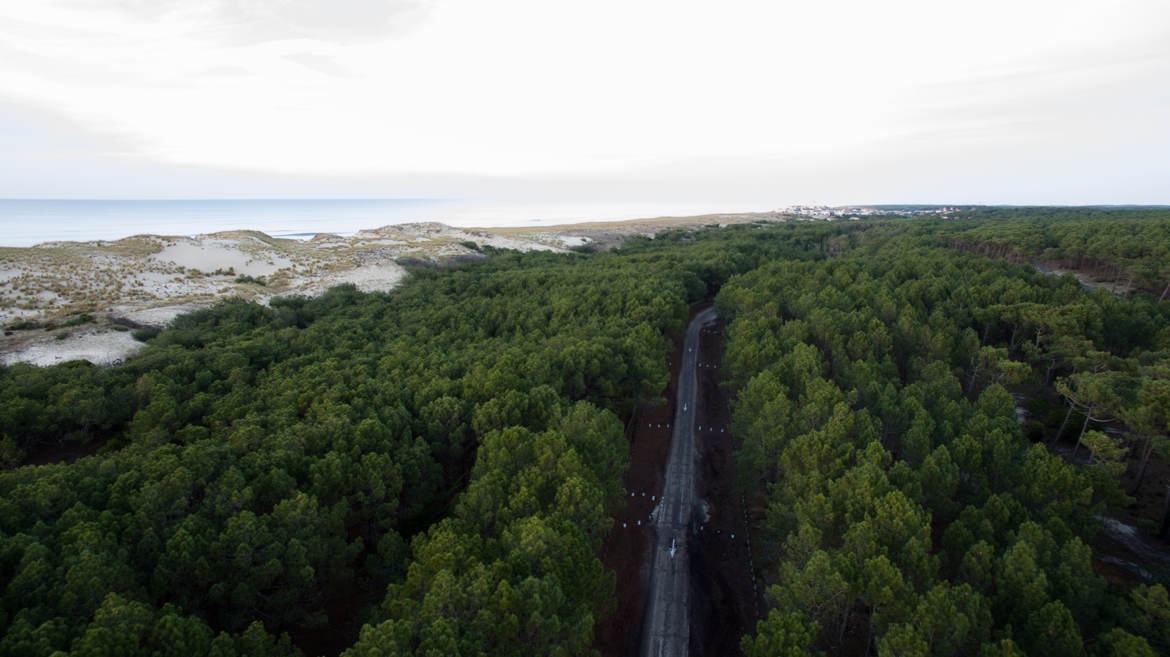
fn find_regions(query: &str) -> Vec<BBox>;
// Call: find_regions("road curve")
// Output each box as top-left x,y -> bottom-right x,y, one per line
642,307 -> 716,657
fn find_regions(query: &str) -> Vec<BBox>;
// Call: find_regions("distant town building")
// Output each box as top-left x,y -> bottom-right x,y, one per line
780,205 -> 961,220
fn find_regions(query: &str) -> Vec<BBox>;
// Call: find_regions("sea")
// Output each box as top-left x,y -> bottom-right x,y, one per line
0,199 -> 760,247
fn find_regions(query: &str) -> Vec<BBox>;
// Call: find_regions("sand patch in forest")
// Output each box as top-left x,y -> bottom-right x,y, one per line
1,328 -> 142,367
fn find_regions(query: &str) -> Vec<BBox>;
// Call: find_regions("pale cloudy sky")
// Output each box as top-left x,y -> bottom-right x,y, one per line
1,0 -> 1168,206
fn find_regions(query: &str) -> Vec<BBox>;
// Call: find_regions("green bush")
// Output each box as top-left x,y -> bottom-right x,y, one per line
131,326 -> 161,342
61,313 -> 94,328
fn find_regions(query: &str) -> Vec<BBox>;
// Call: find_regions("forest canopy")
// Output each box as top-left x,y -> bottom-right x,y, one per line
2,208 -> 1169,656
718,212 -> 1170,656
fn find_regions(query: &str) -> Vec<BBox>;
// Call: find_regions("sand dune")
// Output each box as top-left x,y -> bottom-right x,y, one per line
0,213 -> 789,366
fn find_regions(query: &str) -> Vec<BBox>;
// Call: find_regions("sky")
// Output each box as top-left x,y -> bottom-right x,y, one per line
1,0 -> 1168,207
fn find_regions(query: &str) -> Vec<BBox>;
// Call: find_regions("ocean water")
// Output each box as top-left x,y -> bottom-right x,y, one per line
0,199 -> 454,247
0,199 -> 766,247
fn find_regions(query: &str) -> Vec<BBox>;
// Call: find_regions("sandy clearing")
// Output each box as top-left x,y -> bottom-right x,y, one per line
34,291 -> 60,305
0,308 -> 41,325
113,303 -> 209,328
295,262 -> 409,295
1,328 -> 143,367
152,239 -> 293,276
478,235 -> 559,252
556,235 -> 592,248
350,239 -> 411,248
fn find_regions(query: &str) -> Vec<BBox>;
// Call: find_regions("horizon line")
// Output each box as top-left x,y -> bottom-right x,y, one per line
4,199 -> 1170,207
